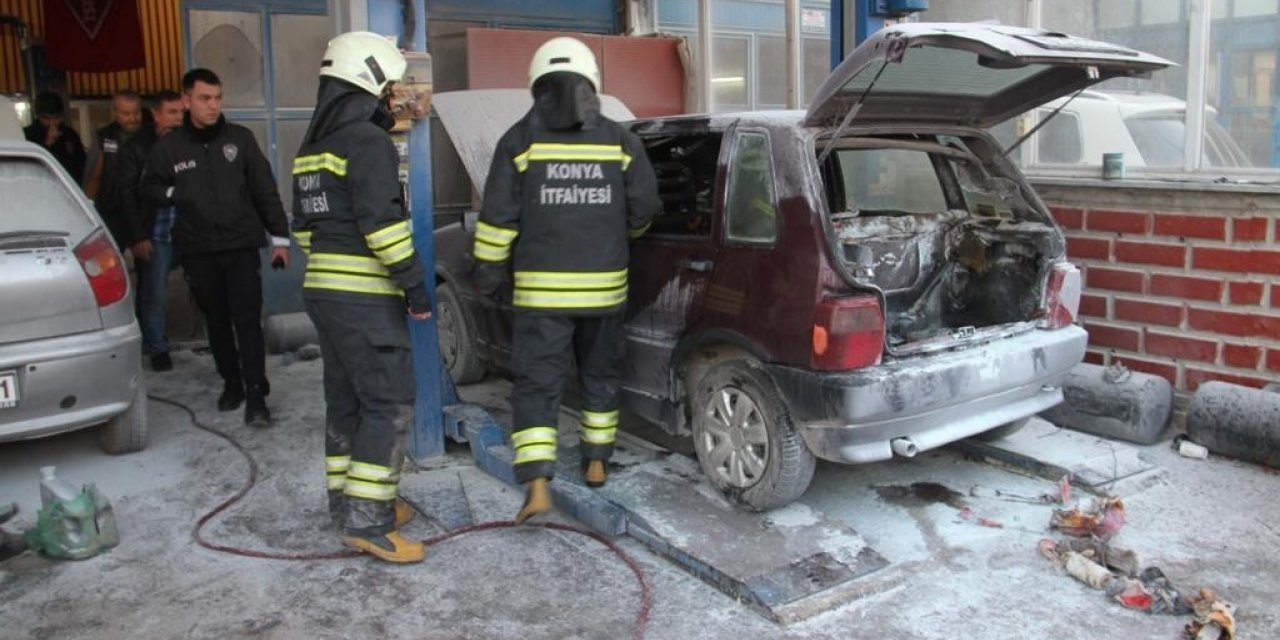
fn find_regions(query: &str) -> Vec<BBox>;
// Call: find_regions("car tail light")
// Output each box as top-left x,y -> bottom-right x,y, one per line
812,295 -> 884,371
74,229 -> 128,307
1041,262 -> 1081,330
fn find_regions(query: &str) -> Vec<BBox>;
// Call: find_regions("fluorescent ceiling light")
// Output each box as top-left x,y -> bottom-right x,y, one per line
711,76 -> 744,84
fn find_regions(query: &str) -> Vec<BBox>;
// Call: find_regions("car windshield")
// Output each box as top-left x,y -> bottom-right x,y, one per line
0,156 -> 91,237
1124,114 -> 1251,168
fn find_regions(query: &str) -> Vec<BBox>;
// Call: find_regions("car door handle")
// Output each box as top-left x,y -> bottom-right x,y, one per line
680,258 -> 715,273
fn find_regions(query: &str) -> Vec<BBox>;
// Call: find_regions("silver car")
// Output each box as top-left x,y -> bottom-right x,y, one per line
0,136 -> 147,453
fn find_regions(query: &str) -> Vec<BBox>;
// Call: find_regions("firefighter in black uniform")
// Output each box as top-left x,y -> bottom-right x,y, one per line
291,32 -> 432,563
474,37 -> 661,523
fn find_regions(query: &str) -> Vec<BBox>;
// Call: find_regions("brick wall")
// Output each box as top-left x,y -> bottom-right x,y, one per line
1034,181 -> 1280,392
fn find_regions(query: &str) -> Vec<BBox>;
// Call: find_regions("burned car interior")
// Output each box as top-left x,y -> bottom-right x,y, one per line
818,132 -> 1064,353
642,133 -> 722,237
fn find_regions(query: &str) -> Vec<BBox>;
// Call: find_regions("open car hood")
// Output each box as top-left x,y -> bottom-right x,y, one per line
804,23 -> 1173,130
432,89 -> 636,193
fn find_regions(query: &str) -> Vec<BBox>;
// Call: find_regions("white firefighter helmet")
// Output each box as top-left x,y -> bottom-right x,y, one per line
319,31 -> 407,96
528,37 -> 600,92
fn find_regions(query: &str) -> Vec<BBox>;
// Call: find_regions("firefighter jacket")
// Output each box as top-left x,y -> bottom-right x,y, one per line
289,78 -> 425,307
475,104 -> 660,315
139,113 -> 289,255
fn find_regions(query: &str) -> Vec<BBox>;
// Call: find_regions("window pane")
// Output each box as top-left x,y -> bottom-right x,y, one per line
803,38 -> 828,104
920,0 -> 1031,26
1037,112 -> 1083,164
190,10 -> 265,108
757,36 -> 786,108
1212,9 -> 1279,168
838,148 -> 946,214
1234,0 -> 1279,17
1140,0 -> 1181,24
712,37 -> 748,111
726,133 -> 777,243
271,14 -> 329,109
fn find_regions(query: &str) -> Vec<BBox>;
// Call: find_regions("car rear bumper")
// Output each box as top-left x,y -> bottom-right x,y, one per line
767,326 -> 1088,464
0,322 -> 142,442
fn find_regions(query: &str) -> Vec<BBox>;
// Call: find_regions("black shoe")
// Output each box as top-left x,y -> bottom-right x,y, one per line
217,381 -> 244,412
244,396 -> 271,429
150,351 -> 173,372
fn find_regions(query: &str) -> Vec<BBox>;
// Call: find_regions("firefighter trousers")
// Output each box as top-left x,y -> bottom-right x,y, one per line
306,298 -> 415,535
510,311 -> 625,484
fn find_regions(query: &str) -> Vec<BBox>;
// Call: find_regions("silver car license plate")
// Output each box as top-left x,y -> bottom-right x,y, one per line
0,370 -> 18,408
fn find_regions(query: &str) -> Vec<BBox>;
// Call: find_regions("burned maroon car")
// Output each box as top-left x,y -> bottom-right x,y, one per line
432,24 -> 1170,510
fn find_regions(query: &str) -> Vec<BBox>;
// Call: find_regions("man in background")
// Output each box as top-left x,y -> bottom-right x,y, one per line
121,90 -> 184,372
23,92 -> 86,184
85,90 -> 147,254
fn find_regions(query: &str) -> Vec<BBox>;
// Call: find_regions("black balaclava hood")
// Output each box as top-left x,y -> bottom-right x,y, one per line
532,71 -> 601,131
304,77 -> 384,143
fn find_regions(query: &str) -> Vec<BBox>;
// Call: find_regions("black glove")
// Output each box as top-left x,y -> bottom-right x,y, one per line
473,262 -> 508,297
405,284 -> 432,316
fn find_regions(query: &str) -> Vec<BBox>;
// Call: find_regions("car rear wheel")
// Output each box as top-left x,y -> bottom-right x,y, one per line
691,359 -> 815,511
100,383 -> 147,454
972,417 -> 1031,442
436,281 -> 486,385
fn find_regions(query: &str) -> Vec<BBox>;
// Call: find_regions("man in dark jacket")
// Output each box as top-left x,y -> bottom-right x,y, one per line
84,90 -> 146,252
140,69 -> 290,427
291,32 -> 432,563
120,90 -> 185,371
23,92 -> 86,184
473,37 -> 660,522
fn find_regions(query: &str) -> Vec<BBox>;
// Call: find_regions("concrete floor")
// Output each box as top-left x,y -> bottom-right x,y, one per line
1,349 -> 1278,639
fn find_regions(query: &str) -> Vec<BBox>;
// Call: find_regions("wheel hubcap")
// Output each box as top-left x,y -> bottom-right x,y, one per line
700,386 -> 769,488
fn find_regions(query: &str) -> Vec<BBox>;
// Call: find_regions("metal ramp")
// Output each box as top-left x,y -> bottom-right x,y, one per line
440,403 -> 889,624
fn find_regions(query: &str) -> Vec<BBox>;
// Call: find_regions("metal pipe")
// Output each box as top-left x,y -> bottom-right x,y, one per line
890,438 -> 918,458
1184,0 -> 1212,172
785,0 -> 802,109
698,0 -> 713,113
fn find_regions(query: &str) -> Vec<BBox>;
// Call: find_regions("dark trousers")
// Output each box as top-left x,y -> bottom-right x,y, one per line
510,311 -> 625,483
307,299 -> 414,534
182,248 -> 267,392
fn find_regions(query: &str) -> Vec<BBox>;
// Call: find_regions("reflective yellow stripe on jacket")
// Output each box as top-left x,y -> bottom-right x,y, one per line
303,252 -> 402,297
364,220 -> 414,267
293,152 -> 348,177
512,143 -> 632,173
512,269 -> 628,310
473,220 -> 518,263
293,230 -> 312,256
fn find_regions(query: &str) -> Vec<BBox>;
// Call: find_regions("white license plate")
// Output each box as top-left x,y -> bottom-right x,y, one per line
0,370 -> 18,409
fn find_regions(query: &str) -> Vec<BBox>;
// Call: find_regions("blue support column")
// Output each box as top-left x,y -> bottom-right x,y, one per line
831,0 -> 929,68
368,0 -> 452,460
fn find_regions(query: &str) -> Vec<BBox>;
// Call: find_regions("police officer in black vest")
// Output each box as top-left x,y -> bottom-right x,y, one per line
473,37 -> 660,522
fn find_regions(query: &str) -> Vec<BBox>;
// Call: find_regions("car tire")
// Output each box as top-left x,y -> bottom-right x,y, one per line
436,281 -> 486,385
100,383 -> 148,454
972,417 -> 1031,442
691,359 -> 816,511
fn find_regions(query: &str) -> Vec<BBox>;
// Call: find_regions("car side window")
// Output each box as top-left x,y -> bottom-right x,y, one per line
642,133 -> 721,237
725,132 -> 777,244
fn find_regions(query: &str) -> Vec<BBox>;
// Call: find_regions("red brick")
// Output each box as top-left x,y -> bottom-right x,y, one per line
1066,236 -> 1111,261
1085,267 -> 1144,293
1084,322 -> 1141,351
1114,241 -> 1186,268
1117,356 -> 1178,386
1193,248 -> 1280,274
1050,207 -> 1084,230
1079,294 -> 1108,319
1149,274 -> 1224,302
1187,308 -> 1280,338
1087,209 -> 1150,234
1144,331 -> 1217,362
1184,368 -> 1269,391
1268,349 -> 1280,372
1229,281 -> 1264,305
1233,217 -> 1269,242
1223,344 -> 1262,369
1084,350 -> 1106,365
1115,298 -> 1183,327
1153,214 -> 1227,240
1273,287 -> 1280,309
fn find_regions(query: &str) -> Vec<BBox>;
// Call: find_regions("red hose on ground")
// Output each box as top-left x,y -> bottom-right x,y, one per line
151,394 -> 651,640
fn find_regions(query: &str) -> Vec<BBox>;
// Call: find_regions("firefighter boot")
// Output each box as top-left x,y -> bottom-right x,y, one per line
340,498 -> 424,563
584,459 -> 608,488
514,477 -> 551,524
393,498 -> 415,528
327,490 -> 346,529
